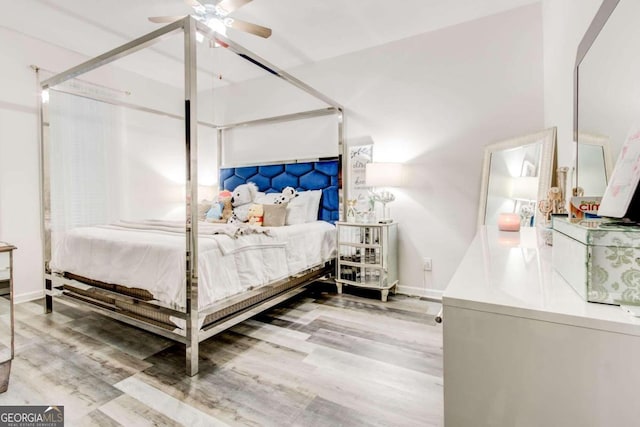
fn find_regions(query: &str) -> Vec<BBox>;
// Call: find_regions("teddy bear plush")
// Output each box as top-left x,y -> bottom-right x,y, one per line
276,186 -> 298,204
206,190 -> 233,223
230,182 -> 259,223
247,204 -> 264,226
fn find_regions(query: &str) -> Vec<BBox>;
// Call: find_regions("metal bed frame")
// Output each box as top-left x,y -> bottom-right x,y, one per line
38,17 -> 345,376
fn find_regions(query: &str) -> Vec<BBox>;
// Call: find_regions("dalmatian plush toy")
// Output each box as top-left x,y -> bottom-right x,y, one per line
275,186 -> 298,204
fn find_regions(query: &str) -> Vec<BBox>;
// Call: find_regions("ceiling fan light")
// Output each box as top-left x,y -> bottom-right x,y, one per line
215,5 -> 229,16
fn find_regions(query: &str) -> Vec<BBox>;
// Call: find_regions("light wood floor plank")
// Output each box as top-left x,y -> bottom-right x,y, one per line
0,287 -> 443,426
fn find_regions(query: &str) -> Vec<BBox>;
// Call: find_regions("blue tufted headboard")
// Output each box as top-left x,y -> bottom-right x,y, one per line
220,159 -> 340,223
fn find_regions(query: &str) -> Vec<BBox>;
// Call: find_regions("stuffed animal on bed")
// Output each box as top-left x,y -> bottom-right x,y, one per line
206,190 -> 233,223
276,186 -> 298,204
230,182 -> 259,223
247,204 -> 264,226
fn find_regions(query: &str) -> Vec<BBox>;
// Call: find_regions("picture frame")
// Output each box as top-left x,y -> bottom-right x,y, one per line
348,143 -> 374,212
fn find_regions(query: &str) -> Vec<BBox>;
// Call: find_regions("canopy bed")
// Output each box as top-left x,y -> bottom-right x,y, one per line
38,17 -> 345,376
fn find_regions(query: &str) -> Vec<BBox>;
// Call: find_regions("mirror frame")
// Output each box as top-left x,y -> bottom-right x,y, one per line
574,0 -> 620,189
477,127 -> 557,229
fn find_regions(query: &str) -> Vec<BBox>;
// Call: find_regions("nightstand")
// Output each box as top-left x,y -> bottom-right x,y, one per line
335,222 -> 398,301
0,242 -> 15,394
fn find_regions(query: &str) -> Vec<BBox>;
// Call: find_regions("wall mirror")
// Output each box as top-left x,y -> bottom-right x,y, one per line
477,127 -> 557,228
575,0 -> 639,196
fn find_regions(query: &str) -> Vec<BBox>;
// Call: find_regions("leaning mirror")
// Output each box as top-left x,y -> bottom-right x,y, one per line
576,132 -> 612,196
575,0 -> 639,196
478,127 -> 557,228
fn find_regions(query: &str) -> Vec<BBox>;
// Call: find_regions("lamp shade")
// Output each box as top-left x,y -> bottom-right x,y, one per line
365,162 -> 405,187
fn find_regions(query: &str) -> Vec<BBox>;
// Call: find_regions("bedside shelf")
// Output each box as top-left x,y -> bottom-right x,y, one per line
335,221 -> 398,301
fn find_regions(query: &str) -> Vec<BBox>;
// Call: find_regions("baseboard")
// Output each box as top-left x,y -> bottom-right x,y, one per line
14,289 -> 44,304
396,285 -> 444,300
396,284 -> 427,297
424,288 -> 444,301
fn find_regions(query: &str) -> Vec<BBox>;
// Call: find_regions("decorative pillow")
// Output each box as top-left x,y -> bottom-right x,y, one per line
263,203 -> 288,227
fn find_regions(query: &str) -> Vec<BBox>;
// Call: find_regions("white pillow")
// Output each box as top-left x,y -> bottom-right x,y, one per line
305,190 -> 322,222
285,195 -> 308,225
255,193 -> 279,204
285,190 -> 322,225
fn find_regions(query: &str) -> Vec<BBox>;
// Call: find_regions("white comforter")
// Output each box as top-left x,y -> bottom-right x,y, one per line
50,220 -> 336,310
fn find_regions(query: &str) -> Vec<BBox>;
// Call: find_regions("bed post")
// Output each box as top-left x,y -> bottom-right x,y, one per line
36,67 -> 53,313
184,16 -> 200,376
338,108 -> 346,221
217,128 -> 223,191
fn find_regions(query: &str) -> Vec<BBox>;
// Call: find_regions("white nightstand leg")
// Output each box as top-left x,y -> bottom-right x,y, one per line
336,282 -> 343,294
381,289 -> 389,302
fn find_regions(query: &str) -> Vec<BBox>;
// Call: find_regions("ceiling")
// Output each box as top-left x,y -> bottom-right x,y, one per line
1,0 -> 539,89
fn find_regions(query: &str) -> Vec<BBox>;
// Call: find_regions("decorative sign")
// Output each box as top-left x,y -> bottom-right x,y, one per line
348,144 -> 373,212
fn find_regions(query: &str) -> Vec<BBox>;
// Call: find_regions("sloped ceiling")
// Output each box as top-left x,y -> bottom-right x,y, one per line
0,0 -> 539,88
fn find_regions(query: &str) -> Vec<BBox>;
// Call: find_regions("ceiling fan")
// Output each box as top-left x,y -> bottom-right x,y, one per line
148,0 -> 272,39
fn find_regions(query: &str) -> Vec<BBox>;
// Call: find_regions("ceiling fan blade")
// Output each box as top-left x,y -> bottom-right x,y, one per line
184,0 -> 203,7
148,15 -> 187,23
227,18 -> 272,38
216,0 -> 252,15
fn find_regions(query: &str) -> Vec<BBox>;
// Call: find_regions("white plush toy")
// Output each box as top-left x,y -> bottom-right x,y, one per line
229,182 -> 259,223
276,186 -> 298,204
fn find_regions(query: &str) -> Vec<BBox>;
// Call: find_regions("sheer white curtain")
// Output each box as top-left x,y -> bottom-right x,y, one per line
49,89 -> 122,231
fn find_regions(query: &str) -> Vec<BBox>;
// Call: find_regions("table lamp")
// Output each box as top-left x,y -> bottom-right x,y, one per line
511,176 -> 538,226
366,162 -> 405,223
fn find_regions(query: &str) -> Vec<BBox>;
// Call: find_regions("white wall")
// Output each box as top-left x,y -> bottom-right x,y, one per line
213,4 -> 545,296
0,27 -> 88,302
542,0 -> 602,167
119,111 -> 218,220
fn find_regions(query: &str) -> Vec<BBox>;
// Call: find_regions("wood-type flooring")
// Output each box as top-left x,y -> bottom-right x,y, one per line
0,284 -> 443,426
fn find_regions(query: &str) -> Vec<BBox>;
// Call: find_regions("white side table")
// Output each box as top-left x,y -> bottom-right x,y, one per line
335,222 -> 398,301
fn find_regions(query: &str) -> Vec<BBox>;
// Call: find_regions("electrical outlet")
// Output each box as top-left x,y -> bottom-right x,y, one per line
423,257 -> 432,271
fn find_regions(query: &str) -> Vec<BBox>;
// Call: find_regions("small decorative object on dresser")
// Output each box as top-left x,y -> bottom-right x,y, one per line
336,222 -> 398,301
0,242 -> 16,394
497,213 -> 520,232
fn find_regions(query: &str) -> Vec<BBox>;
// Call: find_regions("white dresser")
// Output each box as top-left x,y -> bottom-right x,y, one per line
443,227 -> 640,426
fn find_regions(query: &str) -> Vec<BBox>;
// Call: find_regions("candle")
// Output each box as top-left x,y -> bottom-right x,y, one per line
498,213 -> 520,232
